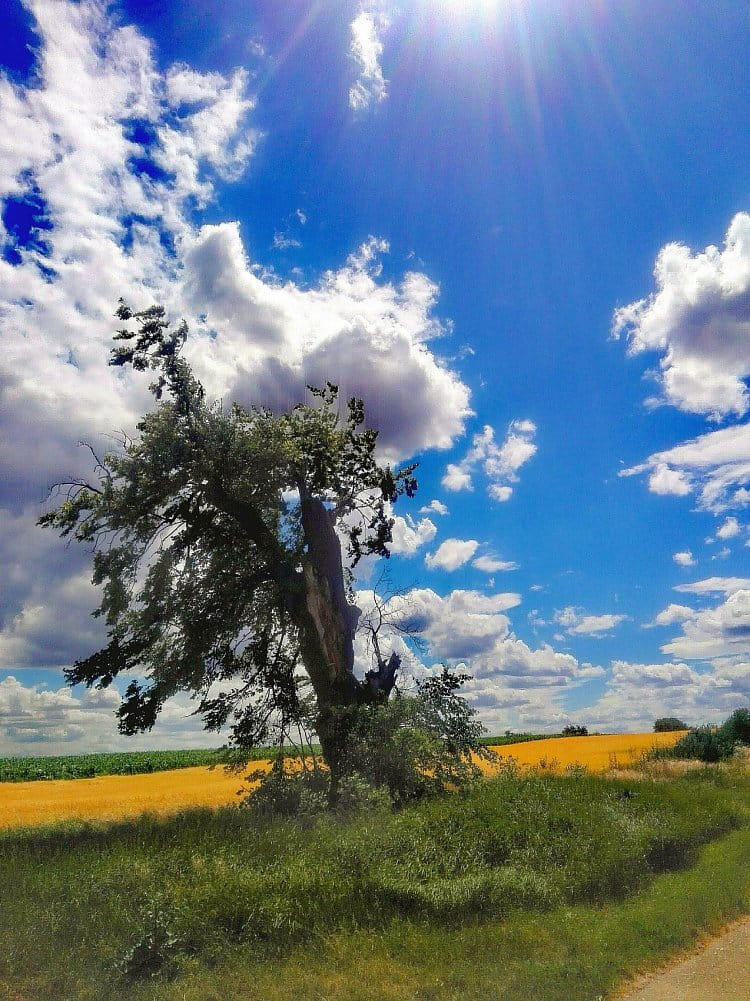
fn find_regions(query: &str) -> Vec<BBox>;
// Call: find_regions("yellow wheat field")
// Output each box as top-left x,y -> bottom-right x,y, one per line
0,731 -> 684,830
479,730 -> 683,775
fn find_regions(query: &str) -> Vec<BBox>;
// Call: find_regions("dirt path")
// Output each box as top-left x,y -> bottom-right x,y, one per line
612,915 -> 750,1000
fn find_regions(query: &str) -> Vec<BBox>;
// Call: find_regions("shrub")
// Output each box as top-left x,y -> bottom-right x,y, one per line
242,668 -> 496,813
719,708 -> 750,747
670,726 -> 733,763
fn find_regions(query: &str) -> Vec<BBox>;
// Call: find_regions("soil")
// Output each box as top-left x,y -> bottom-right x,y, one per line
612,915 -> 750,1000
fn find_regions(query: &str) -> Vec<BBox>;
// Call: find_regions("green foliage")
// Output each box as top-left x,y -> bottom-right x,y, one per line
719,707 -> 750,746
244,766 -> 390,821
654,717 -> 688,732
561,725 -> 588,737
651,707 -> 750,763
339,669 -> 495,806
667,726 -> 732,763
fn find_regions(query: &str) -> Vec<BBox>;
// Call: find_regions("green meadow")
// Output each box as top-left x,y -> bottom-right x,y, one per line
3,764 -> 750,1000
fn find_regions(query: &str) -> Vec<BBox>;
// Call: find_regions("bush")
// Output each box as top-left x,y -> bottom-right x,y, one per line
655,707 -> 750,764
670,726 -> 733,763
654,717 -> 688,733
339,670 -> 496,806
244,766 -> 390,821
719,708 -> 750,747
242,668 -> 496,814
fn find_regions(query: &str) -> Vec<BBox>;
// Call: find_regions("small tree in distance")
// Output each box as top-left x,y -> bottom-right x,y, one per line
653,717 -> 688,733
562,724 -> 588,737
40,303 -> 491,806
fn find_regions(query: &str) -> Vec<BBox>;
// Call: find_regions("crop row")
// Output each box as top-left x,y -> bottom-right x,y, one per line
0,748 -> 236,782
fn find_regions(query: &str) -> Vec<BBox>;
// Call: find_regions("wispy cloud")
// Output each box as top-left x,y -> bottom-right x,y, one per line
348,9 -> 388,112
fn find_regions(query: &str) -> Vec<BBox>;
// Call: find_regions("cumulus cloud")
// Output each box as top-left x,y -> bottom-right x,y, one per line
615,214 -> 750,513
0,675 -> 213,755
660,588 -> 750,660
353,587 -> 608,734
389,514 -> 437,557
613,212 -> 750,420
716,516 -> 741,539
441,420 -> 537,500
610,660 -> 699,688
348,9 -> 388,112
652,603 -> 697,627
419,499 -> 449,516
0,1 -> 472,682
553,606 -> 627,637
182,228 -> 471,462
383,588 -> 601,691
673,550 -> 695,567
425,538 -> 479,572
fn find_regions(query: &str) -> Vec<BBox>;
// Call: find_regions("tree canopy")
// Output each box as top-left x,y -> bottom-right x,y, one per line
653,717 -> 688,733
40,303 -> 487,804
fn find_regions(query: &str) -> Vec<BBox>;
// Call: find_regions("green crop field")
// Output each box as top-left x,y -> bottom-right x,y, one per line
0,748 -> 236,782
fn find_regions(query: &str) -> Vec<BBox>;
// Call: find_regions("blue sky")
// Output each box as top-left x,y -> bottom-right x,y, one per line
3,0 -> 750,752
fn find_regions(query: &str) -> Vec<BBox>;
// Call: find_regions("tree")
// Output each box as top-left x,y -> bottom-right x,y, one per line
561,724 -> 588,737
40,303 -> 484,805
653,717 -> 688,733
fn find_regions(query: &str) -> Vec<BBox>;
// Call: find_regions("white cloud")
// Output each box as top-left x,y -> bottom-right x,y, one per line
554,606 -> 627,637
181,227 -> 471,463
652,603 -> 697,627
0,675 -> 213,755
389,515 -> 437,557
613,212 -> 750,420
0,0 -> 473,686
487,484 -> 513,502
348,10 -> 388,112
717,516 -> 741,539
673,550 -> 695,567
472,555 -> 519,573
615,214 -> 750,514
620,422 -> 750,512
441,463 -> 473,492
441,420 -> 537,500
674,577 -> 750,596
611,660 -> 699,688
425,538 -> 479,572
647,464 -> 692,496
661,588 -> 750,660
419,499 -> 449,516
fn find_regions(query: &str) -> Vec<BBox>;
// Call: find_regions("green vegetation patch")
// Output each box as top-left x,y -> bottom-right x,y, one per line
1,766 -> 747,998
0,748 -> 229,782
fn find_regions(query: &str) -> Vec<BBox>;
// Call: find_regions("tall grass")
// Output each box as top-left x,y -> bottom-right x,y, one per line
1,765 -> 746,997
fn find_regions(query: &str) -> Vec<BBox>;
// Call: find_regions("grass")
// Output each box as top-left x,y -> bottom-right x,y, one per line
1,763 -> 748,1000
